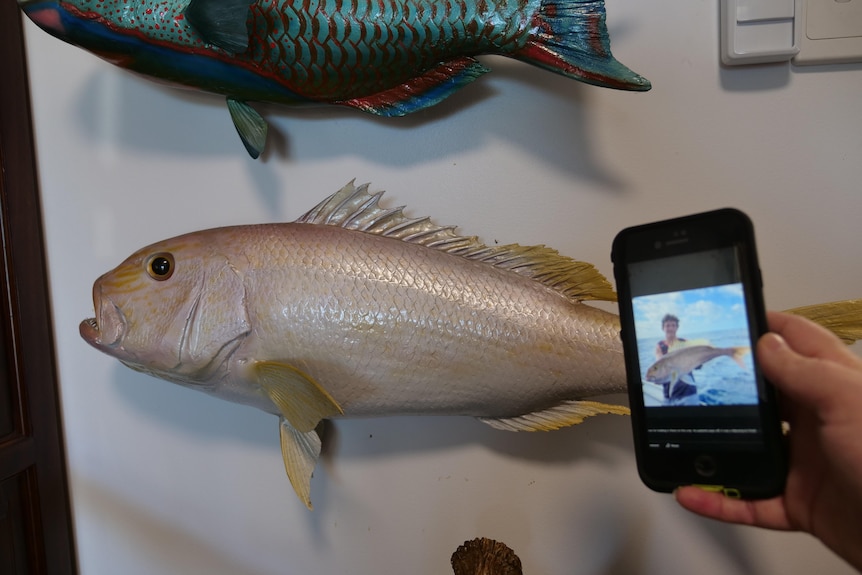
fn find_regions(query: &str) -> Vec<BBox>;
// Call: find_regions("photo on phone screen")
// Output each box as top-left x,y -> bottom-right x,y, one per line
625,245 -> 768,453
632,283 -> 755,408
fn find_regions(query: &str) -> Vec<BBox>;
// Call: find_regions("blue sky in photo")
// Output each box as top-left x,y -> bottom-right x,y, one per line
633,283 -> 749,339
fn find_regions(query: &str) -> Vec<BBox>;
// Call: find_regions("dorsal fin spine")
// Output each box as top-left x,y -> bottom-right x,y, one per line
296,182 -> 617,303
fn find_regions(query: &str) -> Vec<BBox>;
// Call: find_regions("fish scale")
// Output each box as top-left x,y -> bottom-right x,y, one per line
77,182 -> 862,507
21,0 -> 651,156
249,0 -> 526,98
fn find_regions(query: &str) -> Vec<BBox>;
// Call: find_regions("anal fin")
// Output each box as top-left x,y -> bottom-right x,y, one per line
339,57 -> 489,117
478,400 -> 630,432
279,417 -> 321,509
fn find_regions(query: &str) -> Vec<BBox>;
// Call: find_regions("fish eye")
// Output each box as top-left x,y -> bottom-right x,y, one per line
146,252 -> 175,280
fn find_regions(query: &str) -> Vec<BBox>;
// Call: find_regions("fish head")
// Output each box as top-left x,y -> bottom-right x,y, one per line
80,230 -> 250,386
644,361 -> 667,384
20,0 -> 201,70
19,0 -> 65,39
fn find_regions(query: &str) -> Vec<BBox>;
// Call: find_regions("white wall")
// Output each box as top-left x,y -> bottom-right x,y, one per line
23,1 -> 861,574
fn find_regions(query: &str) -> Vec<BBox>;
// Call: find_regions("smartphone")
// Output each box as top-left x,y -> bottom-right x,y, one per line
611,208 -> 787,499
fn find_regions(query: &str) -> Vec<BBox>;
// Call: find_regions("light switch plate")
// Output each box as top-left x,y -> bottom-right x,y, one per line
721,0 -> 799,65
794,0 -> 862,64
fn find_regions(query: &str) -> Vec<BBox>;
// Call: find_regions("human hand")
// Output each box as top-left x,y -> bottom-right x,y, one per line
675,311 -> 862,572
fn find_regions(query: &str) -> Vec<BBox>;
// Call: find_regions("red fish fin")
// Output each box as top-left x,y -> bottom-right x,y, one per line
339,57 -> 489,117
514,0 -> 650,91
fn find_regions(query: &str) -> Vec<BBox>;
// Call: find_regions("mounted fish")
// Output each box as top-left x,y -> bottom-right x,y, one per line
79,182 -> 862,508
20,0 -> 651,158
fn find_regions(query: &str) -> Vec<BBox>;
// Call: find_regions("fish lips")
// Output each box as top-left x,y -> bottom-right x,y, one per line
80,294 -> 127,352
20,1 -> 67,36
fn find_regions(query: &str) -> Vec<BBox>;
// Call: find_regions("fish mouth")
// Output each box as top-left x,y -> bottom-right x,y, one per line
79,317 -> 100,344
80,294 -> 127,351
20,1 -> 66,34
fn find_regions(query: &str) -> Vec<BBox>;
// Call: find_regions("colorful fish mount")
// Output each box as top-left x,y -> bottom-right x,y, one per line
79,181 -> 862,508
21,0 -> 651,158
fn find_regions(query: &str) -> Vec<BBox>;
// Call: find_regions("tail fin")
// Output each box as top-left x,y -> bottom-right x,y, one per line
513,0 -> 651,91
730,346 -> 751,369
785,299 -> 862,344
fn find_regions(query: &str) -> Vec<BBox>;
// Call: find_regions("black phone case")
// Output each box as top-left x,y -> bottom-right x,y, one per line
612,208 -> 787,499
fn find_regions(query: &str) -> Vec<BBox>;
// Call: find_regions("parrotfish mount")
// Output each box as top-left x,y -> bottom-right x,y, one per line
21,0 -> 651,158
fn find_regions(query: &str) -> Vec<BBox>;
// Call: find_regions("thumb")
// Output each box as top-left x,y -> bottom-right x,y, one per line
757,332 -> 860,409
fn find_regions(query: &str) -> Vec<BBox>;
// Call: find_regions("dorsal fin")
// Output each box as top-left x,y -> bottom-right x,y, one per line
296,181 -> 616,303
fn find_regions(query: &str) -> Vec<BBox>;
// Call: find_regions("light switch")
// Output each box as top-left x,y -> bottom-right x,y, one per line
738,0 -> 795,21
794,0 -> 862,64
721,0 -> 800,65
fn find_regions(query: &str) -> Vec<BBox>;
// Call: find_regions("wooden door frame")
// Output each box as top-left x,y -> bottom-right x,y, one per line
0,5 -> 78,574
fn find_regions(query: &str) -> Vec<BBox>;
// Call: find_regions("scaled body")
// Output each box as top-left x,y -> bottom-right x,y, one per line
645,345 -> 750,385
21,0 -> 650,156
79,183 -> 862,507
81,182 -> 627,506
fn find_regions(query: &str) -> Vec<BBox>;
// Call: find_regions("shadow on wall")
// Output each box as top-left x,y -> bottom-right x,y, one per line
109,365 -> 766,574
74,58 -> 628,189
73,473 -> 272,575
719,61 -> 793,92
111,363 -> 634,467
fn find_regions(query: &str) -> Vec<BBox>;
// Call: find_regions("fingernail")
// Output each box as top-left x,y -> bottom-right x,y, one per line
760,332 -> 788,352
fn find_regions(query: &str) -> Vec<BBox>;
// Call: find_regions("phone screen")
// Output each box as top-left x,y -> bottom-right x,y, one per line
613,209 -> 786,496
626,246 -> 766,453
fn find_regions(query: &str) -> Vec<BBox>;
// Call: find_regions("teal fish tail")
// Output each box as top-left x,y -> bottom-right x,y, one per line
515,0 -> 651,91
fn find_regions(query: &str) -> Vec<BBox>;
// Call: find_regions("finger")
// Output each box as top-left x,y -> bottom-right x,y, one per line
767,311 -> 862,368
757,332 -> 862,407
674,486 -> 793,530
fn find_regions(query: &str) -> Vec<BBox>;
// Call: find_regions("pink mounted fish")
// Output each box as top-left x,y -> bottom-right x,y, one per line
21,0 -> 651,157
79,182 -> 862,508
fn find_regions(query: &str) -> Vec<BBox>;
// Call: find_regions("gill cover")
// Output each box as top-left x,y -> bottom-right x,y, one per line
178,256 -> 251,372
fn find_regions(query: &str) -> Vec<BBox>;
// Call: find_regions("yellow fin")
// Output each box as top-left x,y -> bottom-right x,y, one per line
255,361 -> 343,433
730,346 -> 751,369
296,181 -> 616,303
478,400 -> 630,432
785,299 -> 862,344
278,417 -> 320,510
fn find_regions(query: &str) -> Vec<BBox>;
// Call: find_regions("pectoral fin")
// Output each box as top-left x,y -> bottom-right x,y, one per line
227,98 -> 268,159
255,361 -> 343,433
668,371 -> 680,397
478,400 -> 630,432
185,0 -> 254,53
279,417 -> 321,509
